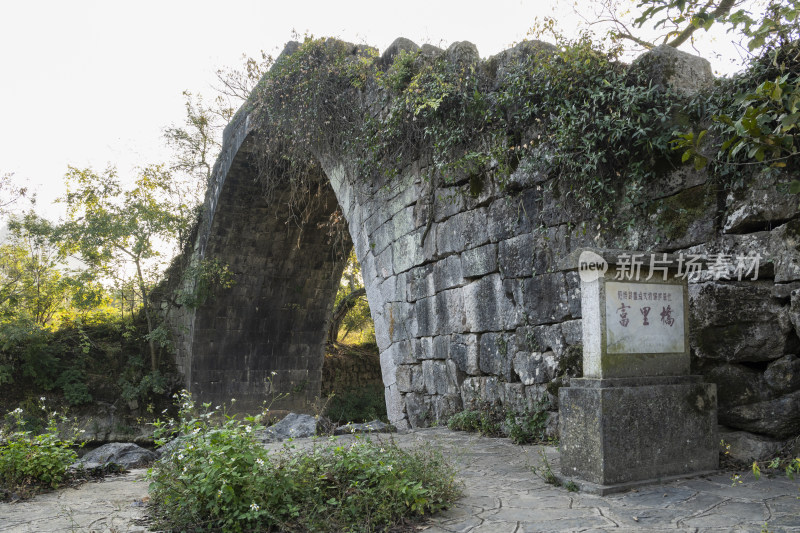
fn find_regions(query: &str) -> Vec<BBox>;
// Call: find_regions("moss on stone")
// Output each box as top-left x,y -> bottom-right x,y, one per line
651,185 -> 713,241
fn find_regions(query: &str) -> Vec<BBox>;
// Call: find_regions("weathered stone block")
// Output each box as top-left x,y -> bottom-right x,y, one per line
522,273 -> 571,326
413,297 -> 437,338
461,243 -> 498,278
464,274 -> 518,332
479,332 -> 514,382
502,382 -> 527,412
764,354 -> 800,395
385,384 -> 408,429
375,245 -> 393,279
769,219 -> 800,282
447,359 -> 467,389
436,209 -> 490,255
565,271 -> 581,318
486,192 -> 537,242
450,334 -> 481,375
560,377 -> 718,490
423,359 -> 455,395
433,254 -> 464,290
392,230 -> 425,274
432,335 -> 450,359
533,225 -> 570,276
391,205 -> 416,242
370,219 -> 394,256
499,233 -> 534,278
460,376 -> 504,410
724,173 -> 798,234
719,429 -> 788,462
384,339 -> 415,365
561,319 -> 583,345
435,288 -> 467,334
385,301 -> 413,343
513,350 -> 558,385
515,323 -> 566,356
630,44 -> 714,94
413,337 -> 435,359
406,264 -> 435,302
704,363 -> 772,410
690,281 -> 795,362
722,390 -> 800,439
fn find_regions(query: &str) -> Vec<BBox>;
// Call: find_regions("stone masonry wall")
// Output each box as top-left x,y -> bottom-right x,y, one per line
321,349 -> 382,397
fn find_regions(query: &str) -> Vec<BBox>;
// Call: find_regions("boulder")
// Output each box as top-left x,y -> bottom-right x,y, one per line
73,442 -> 156,470
720,429 -> 788,462
764,354 -> 800,394
379,37 -> 420,69
690,281 -> 796,362
333,420 -> 394,435
446,41 -> 480,67
703,363 -> 772,410
723,173 -> 799,234
769,219 -> 800,282
721,390 -> 800,439
257,413 -> 318,442
630,44 -> 714,94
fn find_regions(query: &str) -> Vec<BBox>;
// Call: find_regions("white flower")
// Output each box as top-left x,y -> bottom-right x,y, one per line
192,428 -> 200,434
270,371 -> 277,376
250,503 -> 260,512
39,397 -> 46,401
256,458 -> 264,466
386,465 -> 393,471
245,426 -> 253,433
217,489 -> 222,497
379,448 -> 385,453
177,453 -> 184,460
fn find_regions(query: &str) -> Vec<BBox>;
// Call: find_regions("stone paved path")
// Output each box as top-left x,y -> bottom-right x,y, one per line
1,427 -> 798,532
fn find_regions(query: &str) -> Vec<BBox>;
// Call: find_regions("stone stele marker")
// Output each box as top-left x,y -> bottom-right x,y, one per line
559,249 -> 718,494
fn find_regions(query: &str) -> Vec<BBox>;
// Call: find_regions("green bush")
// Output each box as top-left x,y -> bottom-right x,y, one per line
147,391 -> 461,532
447,404 -> 503,437
0,403 -> 80,497
448,399 -> 552,445
325,383 -> 387,424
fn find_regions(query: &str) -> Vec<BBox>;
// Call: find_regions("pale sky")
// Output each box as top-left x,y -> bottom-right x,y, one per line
0,0 -> 752,217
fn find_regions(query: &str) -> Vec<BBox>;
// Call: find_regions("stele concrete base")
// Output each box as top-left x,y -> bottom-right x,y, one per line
559,376 -> 719,495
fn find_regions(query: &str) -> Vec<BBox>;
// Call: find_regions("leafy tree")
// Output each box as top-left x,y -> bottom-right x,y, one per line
0,213 -> 74,327
0,172 -> 28,216
328,250 -> 373,344
578,0 -> 798,170
163,91 -> 221,191
56,165 -> 189,371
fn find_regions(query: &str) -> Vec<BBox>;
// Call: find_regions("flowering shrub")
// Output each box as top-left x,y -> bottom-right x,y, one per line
147,391 -> 461,532
0,400 -> 81,497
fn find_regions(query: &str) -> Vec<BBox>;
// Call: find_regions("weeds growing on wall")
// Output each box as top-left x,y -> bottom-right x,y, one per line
241,29 -> 797,233
244,33 -> 689,228
147,391 -> 461,532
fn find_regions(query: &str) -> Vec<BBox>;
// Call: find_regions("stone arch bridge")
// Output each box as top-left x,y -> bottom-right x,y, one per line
167,38 -> 800,438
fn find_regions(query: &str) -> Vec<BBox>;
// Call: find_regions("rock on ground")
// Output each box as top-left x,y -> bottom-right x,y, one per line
73,443 -> 157,470
256,412 -> 318,442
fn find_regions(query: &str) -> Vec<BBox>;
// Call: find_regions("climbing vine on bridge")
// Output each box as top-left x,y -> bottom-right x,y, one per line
245,31 -> 796,226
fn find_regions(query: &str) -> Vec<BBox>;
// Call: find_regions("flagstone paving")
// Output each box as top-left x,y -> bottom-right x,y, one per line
1,427 -> 798,532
